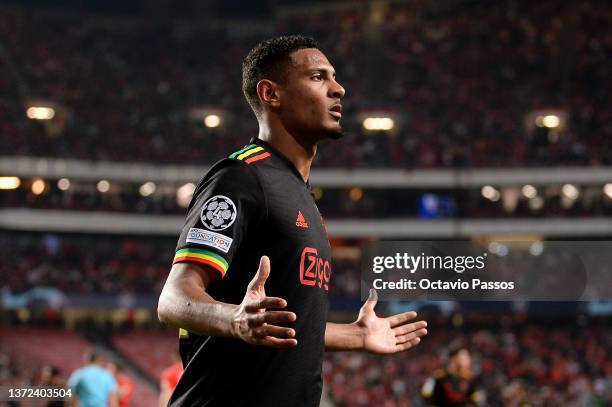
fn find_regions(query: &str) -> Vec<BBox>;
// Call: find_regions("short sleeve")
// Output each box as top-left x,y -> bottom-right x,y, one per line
66,370 -> 80,390
173,159 -> 265,278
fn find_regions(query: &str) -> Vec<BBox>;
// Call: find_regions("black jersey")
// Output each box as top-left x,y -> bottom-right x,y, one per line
421,369 -> 483,407
169,138 -> 332,407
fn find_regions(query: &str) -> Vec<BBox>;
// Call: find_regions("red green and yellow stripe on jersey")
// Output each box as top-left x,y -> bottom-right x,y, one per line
229,143 -> 271,164
173,248 -> 229,277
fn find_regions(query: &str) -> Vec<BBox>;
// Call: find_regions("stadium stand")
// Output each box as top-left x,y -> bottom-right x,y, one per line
0,328 -> 159,406
1,0 -> 611,406
111,330 -> 178,383
323,318 -> 611,406
0,0 -> 610,168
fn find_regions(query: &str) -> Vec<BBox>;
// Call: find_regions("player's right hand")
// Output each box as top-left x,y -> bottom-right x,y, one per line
231,256 -> 298,348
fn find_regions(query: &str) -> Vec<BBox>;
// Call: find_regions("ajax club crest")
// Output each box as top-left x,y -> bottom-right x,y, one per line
200,195 -> 237,231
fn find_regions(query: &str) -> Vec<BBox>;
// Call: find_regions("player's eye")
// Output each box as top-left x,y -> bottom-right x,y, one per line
311,74 -> 322,81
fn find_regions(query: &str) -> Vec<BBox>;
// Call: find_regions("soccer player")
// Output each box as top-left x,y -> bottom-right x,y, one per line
158,351 -> 183,407
157,35 -> 428,406
421,346 -> 484,406
108,362 -> 134,407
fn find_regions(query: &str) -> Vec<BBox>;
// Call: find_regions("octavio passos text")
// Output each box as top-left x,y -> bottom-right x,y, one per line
371,253 -> 515,291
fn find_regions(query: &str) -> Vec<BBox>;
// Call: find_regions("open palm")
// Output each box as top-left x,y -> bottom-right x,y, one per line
356,289 -> 428,354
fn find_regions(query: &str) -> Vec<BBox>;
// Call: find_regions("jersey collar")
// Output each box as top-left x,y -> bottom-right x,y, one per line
249,137 -> 312,189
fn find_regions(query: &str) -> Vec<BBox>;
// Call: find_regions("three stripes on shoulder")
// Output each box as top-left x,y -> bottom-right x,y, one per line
229,144 -> 271,164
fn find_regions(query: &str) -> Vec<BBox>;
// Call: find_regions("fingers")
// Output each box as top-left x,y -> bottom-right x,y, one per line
392,320 -> 427,336
385,311 -> 418,328
363,288 -> 378,311
396,328 -> 428,345
247,256 -> 271,292
252,324 -> 295,339
248,311 -> 297,326
244,296 -> 288,312
397,336 -> 422,351
253,336 -> 298,348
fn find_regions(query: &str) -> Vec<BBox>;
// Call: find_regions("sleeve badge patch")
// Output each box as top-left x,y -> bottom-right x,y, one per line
186,228 -> 233,253
200,195 -> 237,231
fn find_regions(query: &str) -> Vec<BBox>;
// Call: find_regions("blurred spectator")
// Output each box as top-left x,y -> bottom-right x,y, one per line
40,365 -> 67,407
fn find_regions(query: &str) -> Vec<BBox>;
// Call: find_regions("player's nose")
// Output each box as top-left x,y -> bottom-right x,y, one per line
329,79 -> 345,99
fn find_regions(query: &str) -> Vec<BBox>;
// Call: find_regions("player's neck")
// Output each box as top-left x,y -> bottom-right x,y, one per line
257,125 -> 316,183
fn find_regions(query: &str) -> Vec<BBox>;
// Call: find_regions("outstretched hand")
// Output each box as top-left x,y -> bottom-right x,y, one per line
231,256 -> 297,348
356,289 -> 427,354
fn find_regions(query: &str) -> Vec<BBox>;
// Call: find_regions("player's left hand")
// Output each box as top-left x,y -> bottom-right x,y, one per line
356,288 -> 428,354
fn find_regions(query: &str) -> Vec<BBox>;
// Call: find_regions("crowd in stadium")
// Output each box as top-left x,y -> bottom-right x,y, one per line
1,1 -> 611,406
1,233 -> 169,295
0,232 -> 364,301
2,319 -> 610,406
5,179 -> 612,218
1,0 -> 610,168
324,321 -> 611,406
3,232 -> 610,303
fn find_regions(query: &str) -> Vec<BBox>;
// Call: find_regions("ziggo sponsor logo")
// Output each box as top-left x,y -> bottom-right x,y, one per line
299,247 -> 332,290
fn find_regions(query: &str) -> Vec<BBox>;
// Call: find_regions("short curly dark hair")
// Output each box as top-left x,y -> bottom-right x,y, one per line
242,35 -> 318,116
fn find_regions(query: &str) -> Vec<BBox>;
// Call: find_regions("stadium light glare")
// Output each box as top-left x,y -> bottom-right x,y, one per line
177,183 -> 196,208
26,106 -> 55,120
560,196 -> 575,209
529,241 -> 544,256
349,187 -> 363,201
139,182 -> 156,197
57,178 -> 71,191
488,241 -> 500,254
97,180 -> 110,193
542,115 -> 560,128
561,184 -> 579,200
31,178 -> 46,195
481,185 -> 500,202
603,184 -> 612,200
204,114 -> 221,128
521,185 -> 537,199
529,196 -> 544,211
363,117 -> 394,131
0,176 -> 21,190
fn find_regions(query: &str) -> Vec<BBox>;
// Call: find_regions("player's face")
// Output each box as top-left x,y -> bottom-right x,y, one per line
455,349 -> 471,370
279,48 -> 346,141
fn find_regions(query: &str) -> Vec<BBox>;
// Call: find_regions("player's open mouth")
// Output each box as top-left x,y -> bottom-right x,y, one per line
329,104 -> 342,119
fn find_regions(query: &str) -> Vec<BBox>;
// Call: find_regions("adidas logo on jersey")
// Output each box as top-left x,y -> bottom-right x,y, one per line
295,211 -> 309,228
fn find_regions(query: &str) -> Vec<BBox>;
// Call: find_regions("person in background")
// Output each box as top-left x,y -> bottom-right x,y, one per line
40,365 -> 66,407
422,345 -> 484,407
159,351 -> 183,407
108,362 -> 134,407
67,351 -> 118,407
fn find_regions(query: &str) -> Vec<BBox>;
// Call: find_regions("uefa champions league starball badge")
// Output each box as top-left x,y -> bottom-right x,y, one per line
200,195 -> 237,231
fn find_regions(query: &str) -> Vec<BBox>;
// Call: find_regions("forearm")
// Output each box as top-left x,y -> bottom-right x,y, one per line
158,267 -> 238,337
324,322 -> 365,351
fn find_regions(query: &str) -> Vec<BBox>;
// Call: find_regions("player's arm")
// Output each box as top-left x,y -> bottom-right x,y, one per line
421,370 -> 443,402
159,377 -> 173,407
108,389 -> 119,407
325,289 -> 427,353
158,256 -> 297,347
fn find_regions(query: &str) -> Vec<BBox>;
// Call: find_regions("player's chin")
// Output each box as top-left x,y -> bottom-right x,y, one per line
322,120 -> 344,140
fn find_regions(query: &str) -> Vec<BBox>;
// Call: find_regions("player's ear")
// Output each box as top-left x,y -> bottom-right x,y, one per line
257,79 -> 281,110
